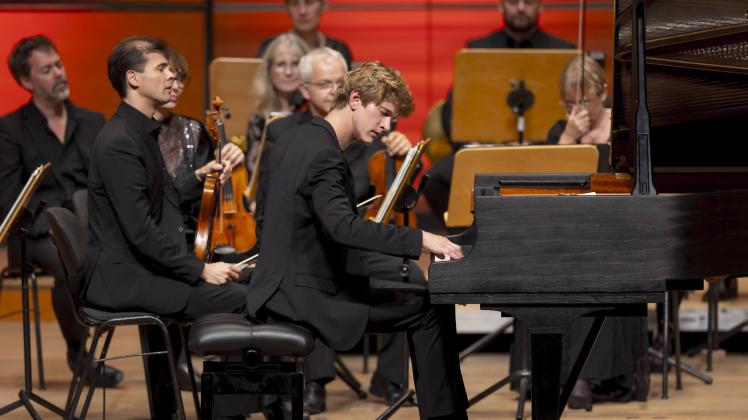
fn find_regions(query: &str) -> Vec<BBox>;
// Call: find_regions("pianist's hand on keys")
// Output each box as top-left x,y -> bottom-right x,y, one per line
422,231 -> 463,261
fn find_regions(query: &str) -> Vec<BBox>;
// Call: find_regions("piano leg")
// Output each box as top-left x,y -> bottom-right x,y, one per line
529,332 -> 563,420
489,307 -> 617,420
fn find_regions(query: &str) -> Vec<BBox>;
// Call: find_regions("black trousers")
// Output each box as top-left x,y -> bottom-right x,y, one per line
18,235 -> 90,364
140,281 -> 247,418
366,288 -> 468,420
306,252 -> 423,389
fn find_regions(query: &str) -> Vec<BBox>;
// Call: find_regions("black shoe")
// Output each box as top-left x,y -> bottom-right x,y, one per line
264,399 -> 310,420
370,378 -> 409,407
176,354 -> 200,391
568,379 -> 593,411
68,354 -> 124,388
304,381 -> 326,414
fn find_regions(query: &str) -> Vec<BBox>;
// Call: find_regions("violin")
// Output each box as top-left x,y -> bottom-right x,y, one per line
195,97 -> 257,261
245,112 -> 288,205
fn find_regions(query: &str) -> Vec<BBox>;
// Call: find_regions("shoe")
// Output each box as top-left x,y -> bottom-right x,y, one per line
567,379 -> 592,411
264,399 -> 310,420
370,377 -> 409,407
303,381 -> 326,414
68,354 -> 124,388
176,354 -> 201,391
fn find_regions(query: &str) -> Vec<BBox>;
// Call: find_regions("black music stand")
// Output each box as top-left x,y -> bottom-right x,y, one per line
376,176 -> 429,420
0,204 -> 66,419
0,163 -> 66,419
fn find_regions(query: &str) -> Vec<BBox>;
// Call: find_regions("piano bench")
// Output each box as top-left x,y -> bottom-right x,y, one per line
188,313 -> 315,420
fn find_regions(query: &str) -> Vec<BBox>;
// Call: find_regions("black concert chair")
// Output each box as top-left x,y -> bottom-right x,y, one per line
0,237 -> 47,389
44,206 -> 193,419
188,313 -> 314,420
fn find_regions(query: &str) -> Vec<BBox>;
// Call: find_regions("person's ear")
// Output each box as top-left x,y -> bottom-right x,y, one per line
348,90 -> 361,110
125,69 -> 140,90
300,82 -> 312,101
19,75 -> 33,92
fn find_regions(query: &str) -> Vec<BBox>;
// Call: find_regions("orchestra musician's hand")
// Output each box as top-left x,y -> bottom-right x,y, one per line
195,161 -> 227,183
421,231 -> 463,260
560,105 -> 590,144
200,261 -> 241,285
219,143 -> 244,172
381,131 -> 412,158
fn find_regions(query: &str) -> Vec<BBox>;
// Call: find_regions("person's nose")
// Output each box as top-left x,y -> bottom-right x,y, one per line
382,116 -> 392,131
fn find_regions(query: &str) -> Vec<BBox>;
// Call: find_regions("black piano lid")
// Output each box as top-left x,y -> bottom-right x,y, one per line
611,0 -> 748,192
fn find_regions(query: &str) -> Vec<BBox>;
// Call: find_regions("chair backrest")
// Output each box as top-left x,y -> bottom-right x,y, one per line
209,57 -> 263,138
71,190 -> 89,235
45,207 -> 88,309
446,145 -> 600,227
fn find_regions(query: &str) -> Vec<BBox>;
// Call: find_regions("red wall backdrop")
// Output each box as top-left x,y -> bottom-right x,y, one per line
1,1 -> 613,143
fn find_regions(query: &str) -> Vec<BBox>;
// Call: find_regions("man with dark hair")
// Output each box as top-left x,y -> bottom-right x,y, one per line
258,0 -> 353,68
0,34 -> 123,388
86,35 -> 247,417
251,61 -> 468,420
425,0 -> 575,225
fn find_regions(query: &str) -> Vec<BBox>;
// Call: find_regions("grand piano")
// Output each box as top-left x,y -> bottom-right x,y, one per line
429,1 -> 748,419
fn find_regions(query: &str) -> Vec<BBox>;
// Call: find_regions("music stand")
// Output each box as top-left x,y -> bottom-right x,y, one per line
451,49 -> 578,144
0,163 -> 66,419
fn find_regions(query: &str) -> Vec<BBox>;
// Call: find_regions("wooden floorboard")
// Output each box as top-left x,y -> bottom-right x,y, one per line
0,321 -> 747,419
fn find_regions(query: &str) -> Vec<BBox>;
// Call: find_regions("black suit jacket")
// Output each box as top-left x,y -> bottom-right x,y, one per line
0,100 -> 104,237
84,102 -> 204,314
248,117 -> 422,350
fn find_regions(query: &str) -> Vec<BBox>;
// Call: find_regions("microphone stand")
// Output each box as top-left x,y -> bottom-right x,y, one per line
0,204 -> 67,419
377,174 -> 429,420
507,80 -> 535,144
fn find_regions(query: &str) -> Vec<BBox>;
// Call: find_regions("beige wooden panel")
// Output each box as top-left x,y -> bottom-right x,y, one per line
209,57 -> 262,138
452,49 -> 579,143
446,145 -> 599,227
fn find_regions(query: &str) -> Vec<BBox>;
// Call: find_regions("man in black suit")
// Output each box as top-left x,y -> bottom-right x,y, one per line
425,0 -> 575,224
85,36 -> 247,417
250,61 -> 468,420
257,48 -> 420,414
0,35 -> 123,387
257,0 -> 353,68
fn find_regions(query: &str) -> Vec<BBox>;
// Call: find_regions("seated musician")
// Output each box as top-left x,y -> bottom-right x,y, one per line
85,36 -> 247,417
154,47 -> 245,242
249,61 -> 469,420
546,54 -> 611,145
257,0 -> 353,68
0,34 -> 123,388
256,47 -> 421,414
246,33 -> 309,182
546,54 -> 650,410
424,0 -> 575,225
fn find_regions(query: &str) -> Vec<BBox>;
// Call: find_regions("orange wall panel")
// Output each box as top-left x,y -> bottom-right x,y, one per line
0,11 -> 205,121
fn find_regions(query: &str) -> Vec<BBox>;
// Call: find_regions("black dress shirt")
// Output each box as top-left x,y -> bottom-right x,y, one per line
0,100 -> 105,237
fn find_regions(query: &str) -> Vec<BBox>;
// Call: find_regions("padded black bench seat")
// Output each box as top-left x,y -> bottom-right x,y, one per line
188,313 -> 314,358
187,313 -> 314,420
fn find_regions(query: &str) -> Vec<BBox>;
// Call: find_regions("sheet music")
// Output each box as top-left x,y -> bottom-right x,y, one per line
0,163 -> 51,245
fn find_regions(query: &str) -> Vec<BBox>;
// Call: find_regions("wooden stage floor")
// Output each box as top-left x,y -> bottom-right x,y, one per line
0,322 -> 746,419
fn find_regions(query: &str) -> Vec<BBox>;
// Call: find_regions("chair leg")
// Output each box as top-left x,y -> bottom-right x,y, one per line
67,326 -> 105,420
80,328 -> 115,420
30,273 -> 46,390
178,326 -> 200,415
200,372 -> 214,420
290,372 -> 304,420
672,292 -> 683,390
155,319 -> 186,420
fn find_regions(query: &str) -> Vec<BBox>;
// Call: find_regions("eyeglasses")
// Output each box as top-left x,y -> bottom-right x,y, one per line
272,60 -> 300,72
175,74 -> 191,88
306,79 -> 342,90
561,98 -> 593,112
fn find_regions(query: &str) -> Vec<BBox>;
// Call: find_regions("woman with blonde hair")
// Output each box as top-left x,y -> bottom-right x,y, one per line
547,54 -> 611,145
246,33 -> 309,176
